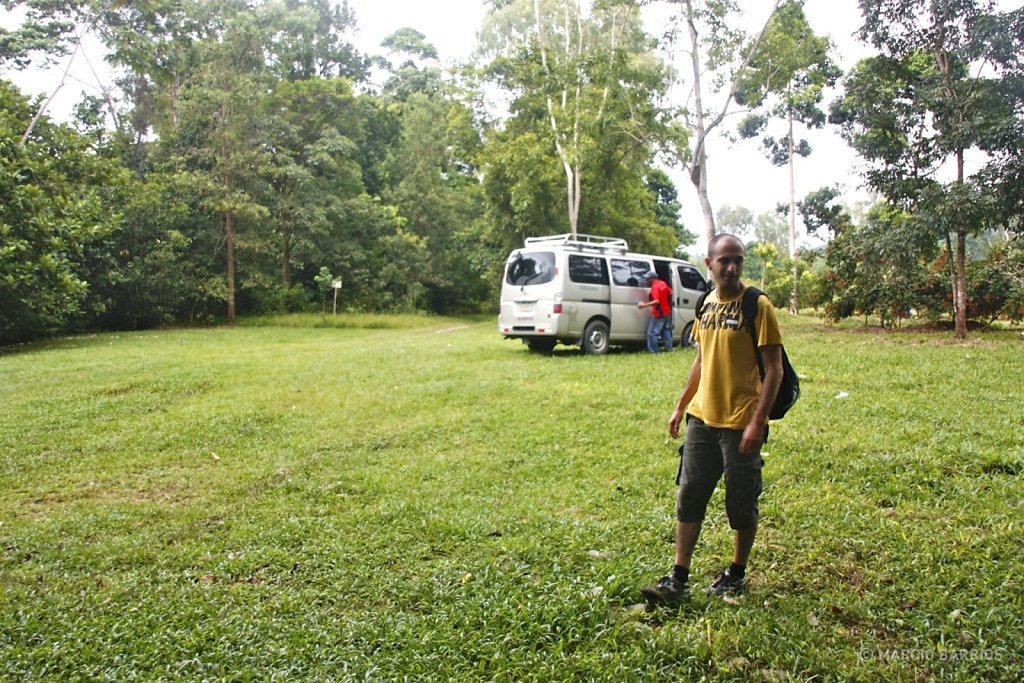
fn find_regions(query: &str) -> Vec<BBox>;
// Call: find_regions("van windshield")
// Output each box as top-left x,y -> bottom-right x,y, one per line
506,251 -> 556,286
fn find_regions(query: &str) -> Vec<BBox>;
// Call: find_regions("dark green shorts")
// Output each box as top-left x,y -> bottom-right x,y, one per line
676,416 -> 763,530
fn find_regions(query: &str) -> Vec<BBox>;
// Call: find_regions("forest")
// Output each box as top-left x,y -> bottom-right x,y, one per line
2,0 -> 1023,344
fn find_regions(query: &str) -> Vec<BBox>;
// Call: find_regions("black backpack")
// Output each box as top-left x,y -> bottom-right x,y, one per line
693,286 -> 799,420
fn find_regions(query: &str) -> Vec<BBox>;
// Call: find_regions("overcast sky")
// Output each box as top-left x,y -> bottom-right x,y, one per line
0,1 -> 911,249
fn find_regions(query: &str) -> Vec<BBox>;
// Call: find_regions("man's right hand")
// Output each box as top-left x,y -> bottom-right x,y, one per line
668,410 -> 684,439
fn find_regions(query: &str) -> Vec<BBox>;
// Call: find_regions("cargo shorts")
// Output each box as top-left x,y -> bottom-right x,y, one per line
676,416 -> 763,530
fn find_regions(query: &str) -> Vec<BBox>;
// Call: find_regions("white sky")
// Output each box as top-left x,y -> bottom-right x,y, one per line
0,0 -> 950,250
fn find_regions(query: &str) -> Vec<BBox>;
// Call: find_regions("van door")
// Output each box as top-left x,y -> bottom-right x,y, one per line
609,257 -> 653,341
674,263 -> 708,342
565,253 -> 611,338
675,263 -> 707,310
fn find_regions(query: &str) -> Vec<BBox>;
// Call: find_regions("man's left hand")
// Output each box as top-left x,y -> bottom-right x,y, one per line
739,422 -> 765,455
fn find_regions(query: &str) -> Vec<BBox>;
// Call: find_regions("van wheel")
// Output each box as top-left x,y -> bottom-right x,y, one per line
582,320 -> 610,355
680,321 -> 697,348
527,338 -> 556,353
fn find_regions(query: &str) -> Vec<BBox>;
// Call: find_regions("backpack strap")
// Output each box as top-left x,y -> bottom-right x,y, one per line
694,289 -> 710,320
741,286 -> 767,381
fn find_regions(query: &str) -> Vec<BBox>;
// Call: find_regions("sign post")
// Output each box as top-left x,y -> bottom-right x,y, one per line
332,278 -> 343,315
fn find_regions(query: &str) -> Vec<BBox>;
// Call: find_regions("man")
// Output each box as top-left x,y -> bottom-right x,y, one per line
637,269 -> 673,353
641,234 -> 783,604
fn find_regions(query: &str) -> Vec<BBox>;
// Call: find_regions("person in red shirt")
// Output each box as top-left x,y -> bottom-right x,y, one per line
638,269 -> 673,353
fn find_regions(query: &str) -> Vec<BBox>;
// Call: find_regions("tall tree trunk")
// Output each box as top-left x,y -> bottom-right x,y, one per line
954,149 -> 967,339
225,210 -> 236,324
933,32 -> 970,339
219,95 -> 235,325
943,228 -> 957,322
534,0 -> 581,238
171,73 -> 181,130
681,0 -> 783,245
955,227 -> 967,338
533,0 -> 636,239
788,107 -> 798,314
690,146 -> 715,242
684,0 -> 715,242
21,33 -> 83,145
282,218 -> 292,287
571,161 -> 581,237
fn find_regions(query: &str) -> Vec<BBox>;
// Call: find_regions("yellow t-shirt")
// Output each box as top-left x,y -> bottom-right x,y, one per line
688,287 -> 783,429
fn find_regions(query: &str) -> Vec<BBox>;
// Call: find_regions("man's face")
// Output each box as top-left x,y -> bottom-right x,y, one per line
706,237 -> 745,294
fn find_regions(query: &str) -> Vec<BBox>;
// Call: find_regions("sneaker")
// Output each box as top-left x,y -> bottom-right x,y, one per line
705,568 -> 747,596
640,574 -> 690,605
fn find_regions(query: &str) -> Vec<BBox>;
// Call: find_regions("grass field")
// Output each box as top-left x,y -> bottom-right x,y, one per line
1,314 -> 1022,681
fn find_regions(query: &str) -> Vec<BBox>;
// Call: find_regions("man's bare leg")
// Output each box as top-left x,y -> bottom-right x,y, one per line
675,520 -> 702,569
732,525 -> 756,566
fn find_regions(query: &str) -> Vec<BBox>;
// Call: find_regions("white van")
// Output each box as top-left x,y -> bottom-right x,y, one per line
498,234 -> 708,354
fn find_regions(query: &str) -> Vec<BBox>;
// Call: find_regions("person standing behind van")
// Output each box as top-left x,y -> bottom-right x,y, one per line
638,270 -> 673,353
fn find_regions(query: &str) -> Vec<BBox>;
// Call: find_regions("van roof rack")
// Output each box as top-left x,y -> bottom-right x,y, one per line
524,233 -> 629,253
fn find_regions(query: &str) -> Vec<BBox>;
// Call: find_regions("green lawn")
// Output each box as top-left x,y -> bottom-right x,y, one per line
1,315 -> 1021,681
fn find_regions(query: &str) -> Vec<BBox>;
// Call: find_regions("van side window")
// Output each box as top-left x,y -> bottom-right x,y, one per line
677,265 -> 707,291
568,255 -> 609,285
611,259 -> 651,287
506,251 -> 556,286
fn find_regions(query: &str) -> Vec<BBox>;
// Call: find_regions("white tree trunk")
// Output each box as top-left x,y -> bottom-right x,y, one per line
788,107 -> 798,314
533,0 -> 636,239
679,0 -> 783,246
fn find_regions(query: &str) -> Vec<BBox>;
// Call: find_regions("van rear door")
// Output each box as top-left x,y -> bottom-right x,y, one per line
499,250 -> 558,334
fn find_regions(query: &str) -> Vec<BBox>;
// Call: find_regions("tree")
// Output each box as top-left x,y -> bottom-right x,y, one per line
831,0 -> 1024,338
367,28 -> 492,312
313,265 -> 333,315
645,167 -> 697,255
800,186 -> 945,325
480,0 -> 683,241
96,0 -> 214,135
381,27 -> 439,62
378,228 -> 430,311
718,203 -> 789,252
735,0 -> 840,312
478,0 -> 683,260
0,80 -> 118,342
660,0 -> 782,242
163,1 -> 275,323
376,27 -> 445,100
384,91 -> 488,312
81,171 -> 227,329
261,0 -> 367,82
0,0 -> 90,69
261,77 -> 366,290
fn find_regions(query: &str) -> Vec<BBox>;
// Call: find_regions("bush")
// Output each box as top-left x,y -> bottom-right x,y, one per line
246,284 -> 314,315
967,239 -> 1024,324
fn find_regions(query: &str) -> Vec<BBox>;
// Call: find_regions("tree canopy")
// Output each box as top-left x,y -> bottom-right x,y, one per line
1,0 -> 1023,343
